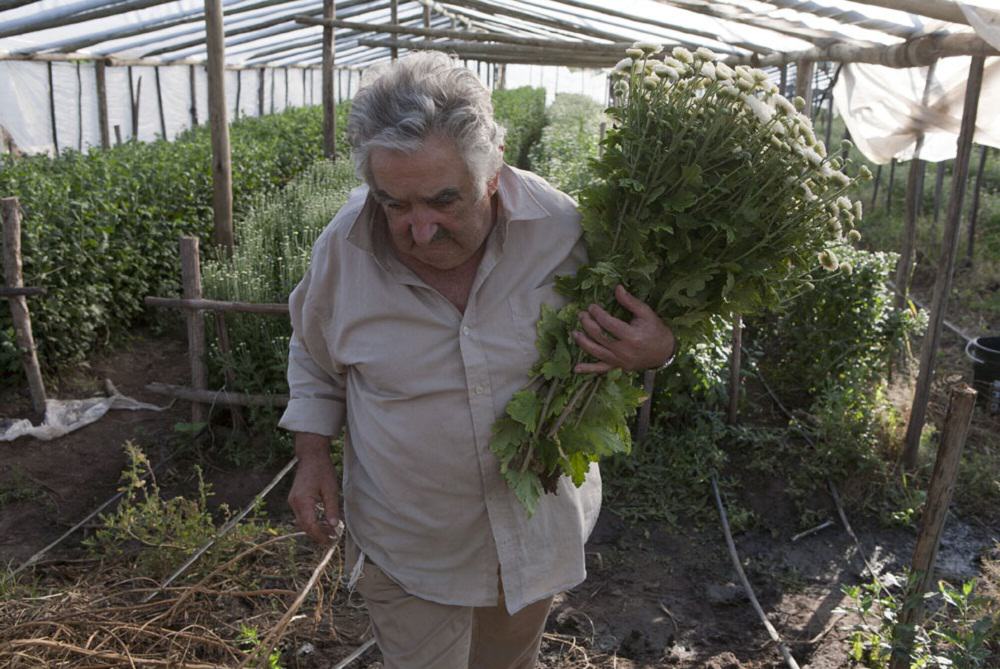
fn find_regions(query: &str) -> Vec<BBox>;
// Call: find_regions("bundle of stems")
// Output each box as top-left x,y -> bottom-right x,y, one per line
491,44 -> 869,514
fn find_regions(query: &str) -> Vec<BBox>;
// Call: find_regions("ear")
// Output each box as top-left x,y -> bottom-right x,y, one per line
486,170 -> 501,198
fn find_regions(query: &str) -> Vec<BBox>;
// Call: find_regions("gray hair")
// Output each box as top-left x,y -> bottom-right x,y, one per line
347,52 -> 506,195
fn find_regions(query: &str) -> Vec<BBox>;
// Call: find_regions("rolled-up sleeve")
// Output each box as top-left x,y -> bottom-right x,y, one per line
278,243 -> 348,437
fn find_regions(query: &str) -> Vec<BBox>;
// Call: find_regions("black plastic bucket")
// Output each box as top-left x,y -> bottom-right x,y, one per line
965,336 -> 1000,413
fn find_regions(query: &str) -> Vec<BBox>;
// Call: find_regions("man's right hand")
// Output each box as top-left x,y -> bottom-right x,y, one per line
288,432 -> 342,545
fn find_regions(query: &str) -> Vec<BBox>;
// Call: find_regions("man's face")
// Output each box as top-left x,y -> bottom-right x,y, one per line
370,133 -> 499,272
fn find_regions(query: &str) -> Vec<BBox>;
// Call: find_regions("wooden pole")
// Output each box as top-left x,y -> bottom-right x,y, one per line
270,64 -> 275,112
258,67 -> 265,116
932,161 -> 946,226
76,61 -> 83,151
301,67 -> 307,106
2,197 -> 47,414
886,158 -> 896,214
188,64 -> 198,126
128,66 -> 137,139
966,145 -> 988,265
234,68 -> 242,120
147,382 -> 288,408
889,383 -> 977,669
322,0 -> 336,160
794,59 -> 814,108
180,236 -> 209,424
902,56 -> 985,468
779,63 -> 788,96
114,124 -> 122,145
894,61 -> 937,312
390,0 -> 398,61
96,59 -> 110,148
144,295 -> 289,315
823,92 -> 834,149
204,0 -> 234,252
870,164 -> 882,212
47,61 -> 59,154
284,66 -> 289,108
728,316 -> 743,425
155,65 -> 168,138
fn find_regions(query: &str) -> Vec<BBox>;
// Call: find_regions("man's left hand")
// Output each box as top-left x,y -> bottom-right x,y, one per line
573,284 -> 675,374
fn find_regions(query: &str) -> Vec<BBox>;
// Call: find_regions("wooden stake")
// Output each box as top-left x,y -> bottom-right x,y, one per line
894,61 -> 937,312
779,63 -> 788,96
204,0 -> 234,252
189,64 -> 199,126
155,65 -> 168,138
890,383 -> 977,669
147,382 -> 288,408
284,66 -> 289,108
2,197 -> 46,414
966,145 -> 988,264
46,61 -> 58,154
728,316 -> 743,425
127,66 -> 139,139
76,61 -> 83,151
234,68 -> 241,120
258,67 -> 265,116
114,124 -> 122,145
96,59 -> 110,148
322,0 -> 336,160
902,56 -> 985,468
180,236 -> 209,424
794,60 -> 814,112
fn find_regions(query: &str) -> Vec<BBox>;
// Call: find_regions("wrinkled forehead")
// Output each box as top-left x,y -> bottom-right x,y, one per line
368,135 -> 482,199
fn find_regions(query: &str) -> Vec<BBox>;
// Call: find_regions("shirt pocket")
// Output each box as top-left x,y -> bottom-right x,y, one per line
507,283 -> 565,353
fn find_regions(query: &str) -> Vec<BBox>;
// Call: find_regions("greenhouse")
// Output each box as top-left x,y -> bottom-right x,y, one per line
1,0 -> 999,666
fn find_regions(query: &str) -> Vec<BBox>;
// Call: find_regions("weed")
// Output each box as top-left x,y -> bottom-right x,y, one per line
237,624 -> 284,669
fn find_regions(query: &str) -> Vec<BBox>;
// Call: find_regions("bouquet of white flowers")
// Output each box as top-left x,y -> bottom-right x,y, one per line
492,44 -> 870,514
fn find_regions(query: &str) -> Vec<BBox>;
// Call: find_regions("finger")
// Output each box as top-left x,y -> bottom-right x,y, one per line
573,330 -> 621,366
290,496 -> 330,545
574,360 -> 613,374
615,284 -> 655,319
578,311 -> 616,344
320,487 -> 341,529
585,304 -> 632,340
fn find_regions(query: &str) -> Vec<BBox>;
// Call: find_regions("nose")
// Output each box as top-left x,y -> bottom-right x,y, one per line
407,207 -> 441,246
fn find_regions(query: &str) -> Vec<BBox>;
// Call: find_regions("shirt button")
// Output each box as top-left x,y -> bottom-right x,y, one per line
461,326 -> 471,336
474,384 -> 486,395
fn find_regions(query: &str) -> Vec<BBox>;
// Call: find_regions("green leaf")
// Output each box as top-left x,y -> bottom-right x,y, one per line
506,390 -> 542,433
504,468 -> 543,516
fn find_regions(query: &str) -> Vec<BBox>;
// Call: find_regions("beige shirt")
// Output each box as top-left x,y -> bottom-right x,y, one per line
278,164 -> 601,614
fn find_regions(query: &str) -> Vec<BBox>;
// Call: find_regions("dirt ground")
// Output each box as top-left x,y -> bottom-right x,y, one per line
1,326 -> 997,668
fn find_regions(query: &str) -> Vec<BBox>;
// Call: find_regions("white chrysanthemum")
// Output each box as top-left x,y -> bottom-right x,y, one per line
815,142 -> 827,158
663,56 -> 685,71
818,250 -> 839,271
839,261 -> 853,276
775,97 -> 796,115
672,46 -> 694,64
769,135 -> 784,149
695,46 -> 717,61
848,229 -> 862,243
859,165 -> 873,180
831,171 -> 850,187
613,81 -> 628,95
826,218 -> 842,236
626,47 -> 644,59
793,96 -> 806,111
614,58 -> 634,72
643,74 -> 661,89
751,69 -> 769,84
632,41 -> 663,55
714,62 -> 734,80
700,62 -> 717,80
853,200 -> 863,219
741,93 -> 773,124
836,196 -> 852,210
803,147 -> 823,166
800,182 -> 816,201
735,77 -> 755,92
657,64 -> 679,81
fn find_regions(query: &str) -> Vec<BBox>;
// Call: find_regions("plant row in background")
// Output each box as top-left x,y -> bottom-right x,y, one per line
491,86 -> 547,170
0,103 -> 351,381
529,93 -> 606,198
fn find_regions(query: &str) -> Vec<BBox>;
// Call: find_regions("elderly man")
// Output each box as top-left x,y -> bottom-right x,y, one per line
280,53 -> 674,668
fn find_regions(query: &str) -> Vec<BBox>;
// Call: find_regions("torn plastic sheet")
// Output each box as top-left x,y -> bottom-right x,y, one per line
0,390 -> 171,442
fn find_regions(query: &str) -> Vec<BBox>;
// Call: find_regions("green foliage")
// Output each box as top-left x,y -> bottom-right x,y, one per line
755,245 -> 925,402
84,441 -> 265,578
492,46 -> 865,513
492,87 -> 547,169
842,572 -> 998,668
0,104 -> 350,380
238,625 -> 284,669
201,159 -> 359,457
529,93 -> 605,197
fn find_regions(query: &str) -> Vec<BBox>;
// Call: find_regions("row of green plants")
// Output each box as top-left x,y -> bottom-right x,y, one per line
528,93 -> 605,197
491,86 -> 547,170
0,104 -> 350,382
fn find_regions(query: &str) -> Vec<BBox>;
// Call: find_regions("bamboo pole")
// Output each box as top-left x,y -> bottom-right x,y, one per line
296,15 -> 633,51
847,0 -> 968,26
2,197 -> 47,414
180,237 -> 209,424
147,382 -> 289,408
894,61 -> 937,312
189,63 -> 198,126
204,0 -> 234,252
729,31 -> 997,67
47,62 -> 59,154
144,295 -> 289,315
728,316 -> 742,425
889,383 -> 977,669
322,0 -> 336,160
902,56 -> 985,468
155,65 -> 168,137
794,60 -> 814,106
356,38 -> 624,65
966,145 -> 988,265
95,59 -> 110,148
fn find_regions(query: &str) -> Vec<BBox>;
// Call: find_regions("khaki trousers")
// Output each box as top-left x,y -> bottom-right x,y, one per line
346,538 -> 553,669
